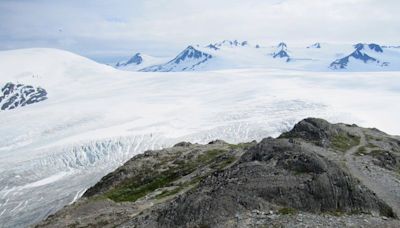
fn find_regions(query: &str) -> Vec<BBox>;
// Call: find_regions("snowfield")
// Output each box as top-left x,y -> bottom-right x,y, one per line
1,48 -> 400,227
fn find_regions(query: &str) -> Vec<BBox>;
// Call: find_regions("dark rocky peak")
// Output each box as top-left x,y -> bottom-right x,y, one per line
368,43 -> 384,53
279,118 -> 361,151
125,53 -> 143,65
354,43 -> 384,53
354,43 -> 365,51
173,46 -> 212,64
277,42 -> 288,50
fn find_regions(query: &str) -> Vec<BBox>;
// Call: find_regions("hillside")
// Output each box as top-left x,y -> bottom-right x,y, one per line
36,118 -> 400,227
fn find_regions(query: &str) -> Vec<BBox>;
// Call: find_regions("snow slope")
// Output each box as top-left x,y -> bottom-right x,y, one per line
133,41 -> 400,72
1,48 -> 400,227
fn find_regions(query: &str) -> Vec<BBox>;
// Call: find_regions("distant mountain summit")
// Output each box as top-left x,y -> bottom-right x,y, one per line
141,46 -> 213,72
116,53 -> 143,67
214,40 -> 249,47
273,42 -> 291,62
307,43 -> 321,49
115,52 -> 168,71
330,43 -> 388,70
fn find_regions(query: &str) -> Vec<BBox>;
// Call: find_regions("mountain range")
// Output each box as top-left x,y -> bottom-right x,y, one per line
115,40 -> 400,72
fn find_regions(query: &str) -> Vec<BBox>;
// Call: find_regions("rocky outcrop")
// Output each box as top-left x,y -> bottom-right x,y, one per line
0,82 -> 47,111
36,118 -> 400,228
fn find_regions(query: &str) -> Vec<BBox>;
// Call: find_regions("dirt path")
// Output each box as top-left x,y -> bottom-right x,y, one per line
344,129 -> 400,217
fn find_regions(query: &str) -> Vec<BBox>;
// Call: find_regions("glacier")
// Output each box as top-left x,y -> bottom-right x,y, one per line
1,48 -> 400,227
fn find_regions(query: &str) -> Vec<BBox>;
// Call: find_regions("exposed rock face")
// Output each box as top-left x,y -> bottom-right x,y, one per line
145,138 -> 393,227
36,118 -> 400,228
0,82 -> 47,111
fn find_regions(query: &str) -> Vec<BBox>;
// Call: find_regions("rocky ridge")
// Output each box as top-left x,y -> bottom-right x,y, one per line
36,118 -> 400,227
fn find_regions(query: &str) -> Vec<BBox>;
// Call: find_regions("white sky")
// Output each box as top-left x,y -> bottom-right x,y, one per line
0,0 -> 399,62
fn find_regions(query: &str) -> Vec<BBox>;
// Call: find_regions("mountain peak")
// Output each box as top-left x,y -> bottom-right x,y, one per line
307,43 -> 321,49
174,46 -> 212,64
354,43 -> 384,53
116,53 -> 143,67
140,46 -> 213,72
330,43 -> 386,70
277,42 -> 288,50
214,40 -> 248,47
273,42 -> 290,62
368,43 -> 384,53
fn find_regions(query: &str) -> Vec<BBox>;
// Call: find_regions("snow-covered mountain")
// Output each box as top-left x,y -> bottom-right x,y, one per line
114,41 -> 400,72
1,48 -> 400,227
115,53 -> 167,71
272,42 -> 291,62
140,46 -> 213,72
330,43 -> 389,70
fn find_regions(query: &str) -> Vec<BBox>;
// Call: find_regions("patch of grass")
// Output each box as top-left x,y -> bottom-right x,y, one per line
355,146 -> 367,156
331,133 -> 360,152
370,149 -> 389,156
155,186 -> 184,199
278,207 -> 298,215
106,172 -> 179,202
105,149 -> 228,202
197,149 -> 227,163
210,155 -> 237,170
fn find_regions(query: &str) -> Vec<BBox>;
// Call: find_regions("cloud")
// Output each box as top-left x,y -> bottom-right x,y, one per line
0,0 -> 399,62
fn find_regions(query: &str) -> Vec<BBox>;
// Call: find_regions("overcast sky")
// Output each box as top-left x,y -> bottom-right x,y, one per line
1,0 -> 399,62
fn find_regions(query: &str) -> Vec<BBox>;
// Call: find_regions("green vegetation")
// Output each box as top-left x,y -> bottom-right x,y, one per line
370,149 -> 389,157
331,133 -> 360,152
155,186 -> 184,199
366,142 -> 378,149
210,155 -> 237,170
197,149 -> 227,163
278,207 -> 298,215
105,149 -> 229,202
